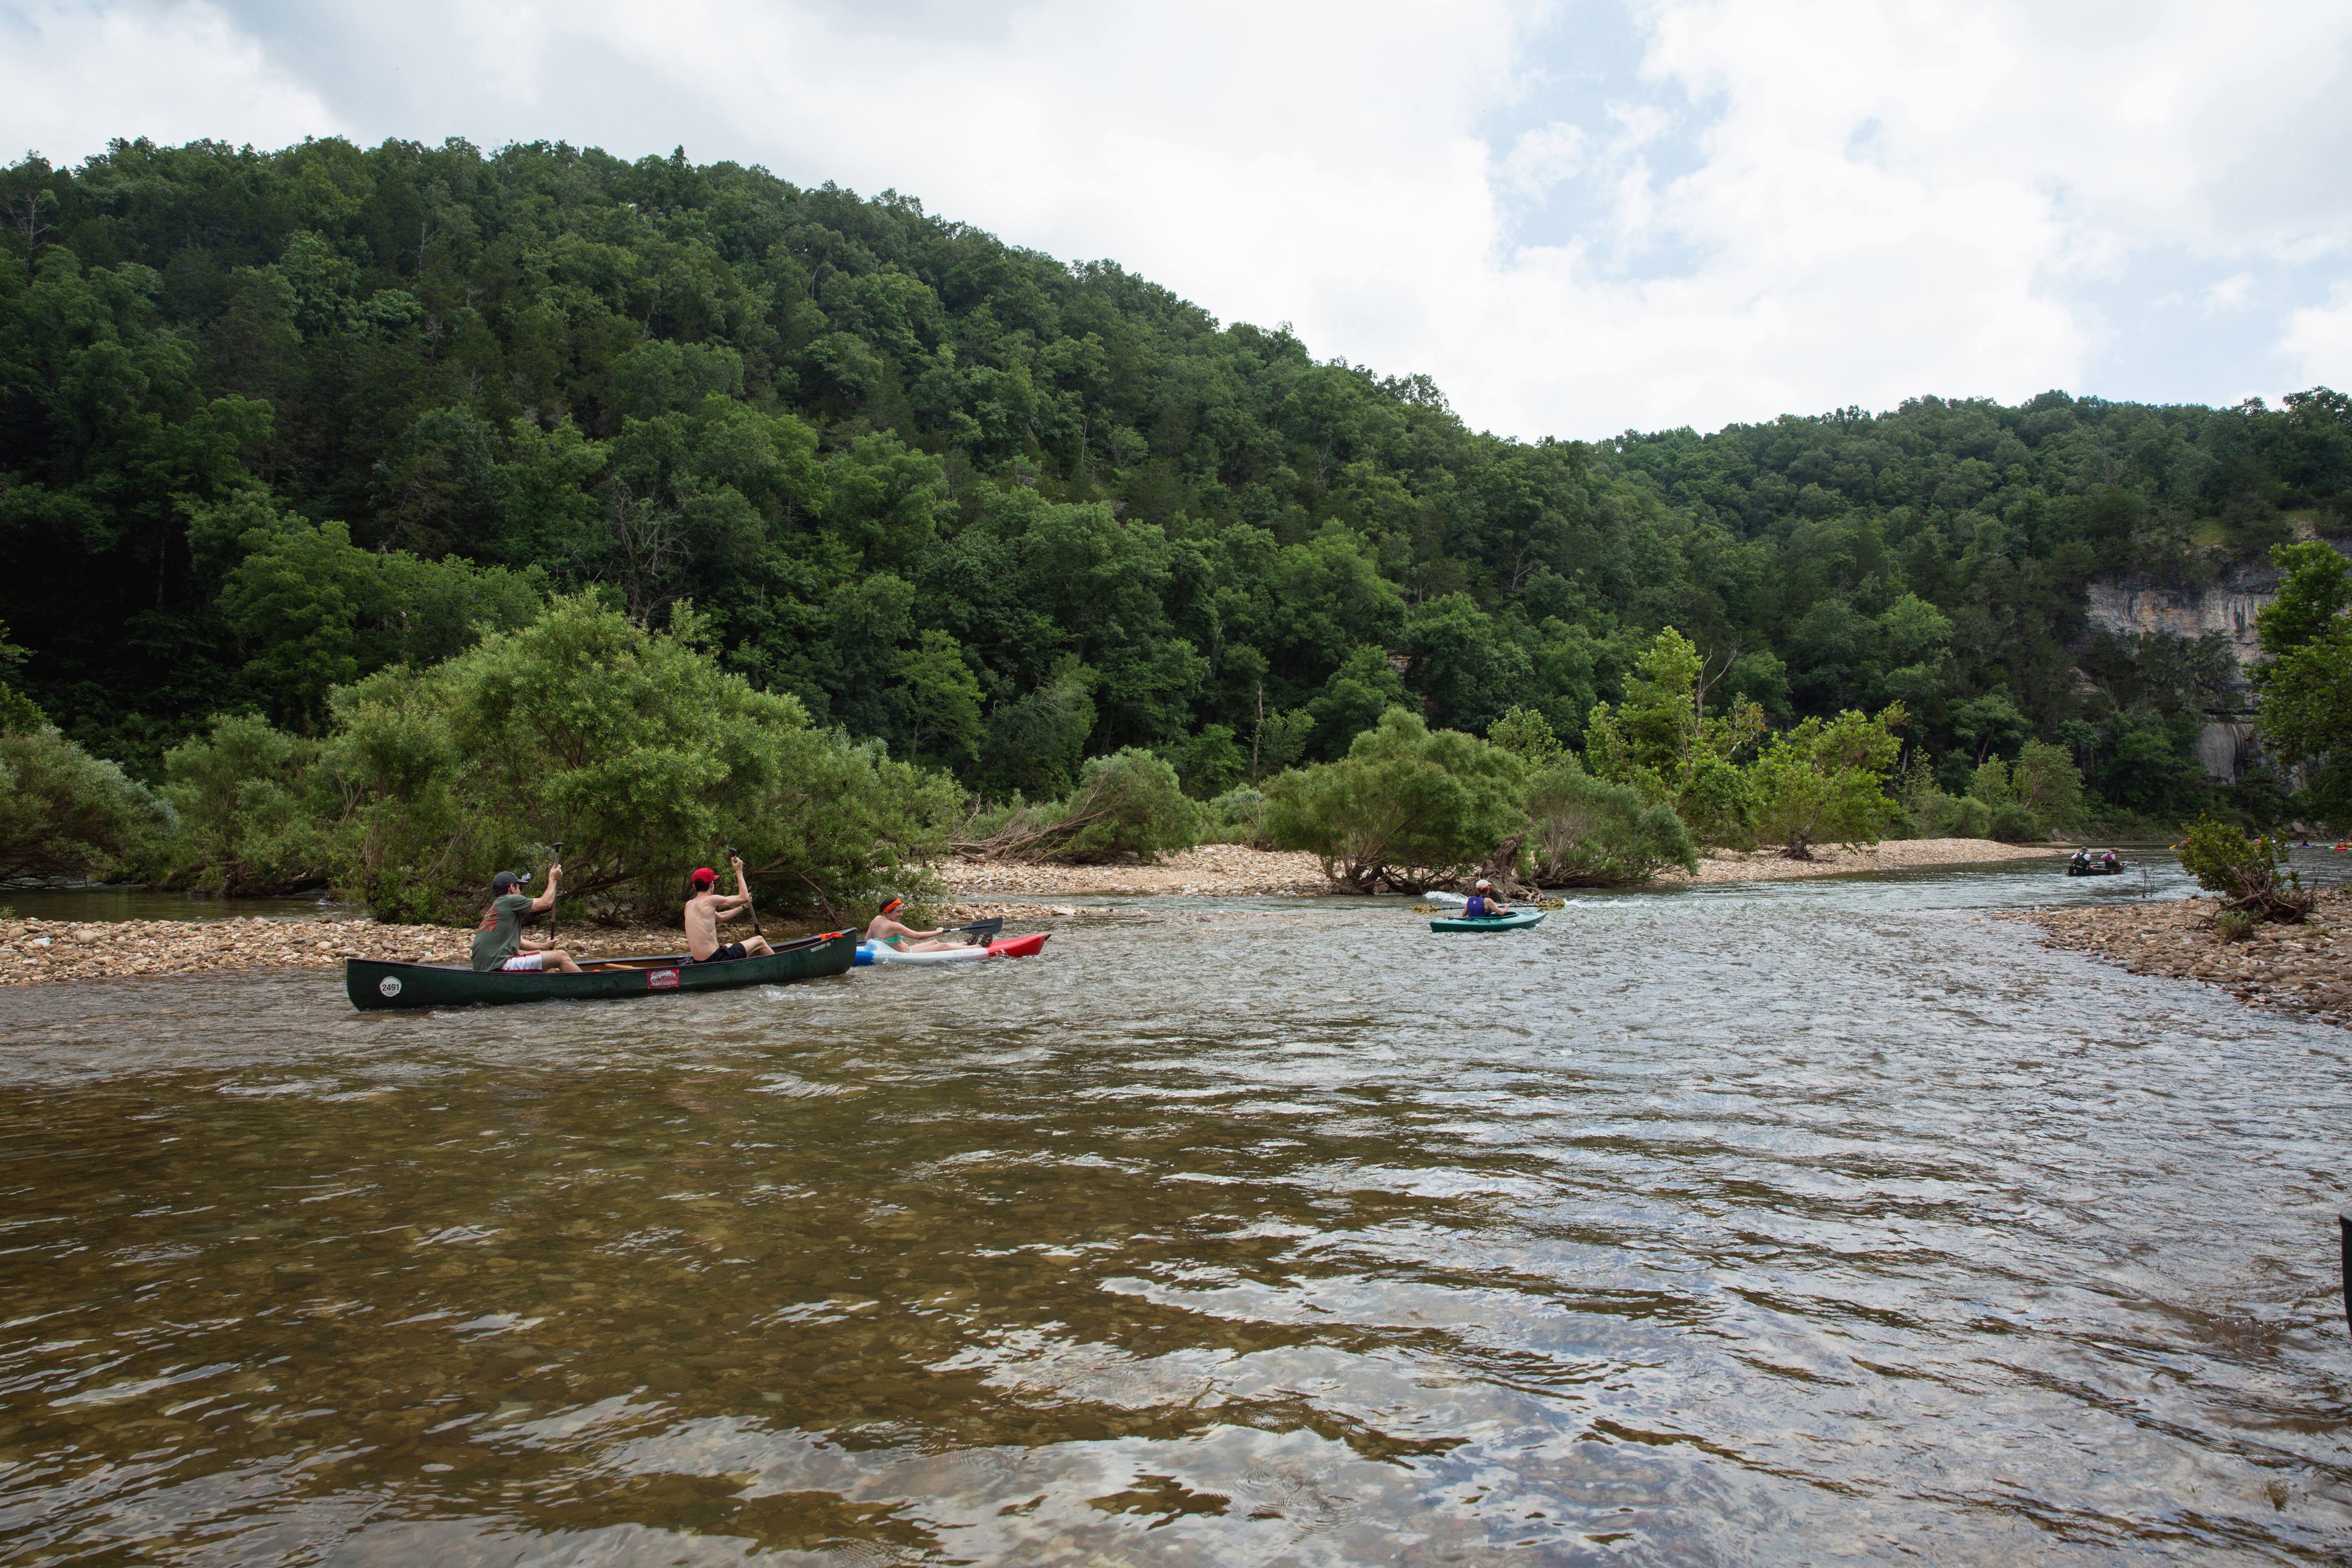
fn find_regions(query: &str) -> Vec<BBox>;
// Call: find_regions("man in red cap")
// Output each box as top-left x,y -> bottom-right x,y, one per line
683,853 -> 774,964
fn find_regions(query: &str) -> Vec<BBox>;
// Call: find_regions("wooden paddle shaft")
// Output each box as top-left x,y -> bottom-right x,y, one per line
547,842 -> 563,948
726,846 -> 762,936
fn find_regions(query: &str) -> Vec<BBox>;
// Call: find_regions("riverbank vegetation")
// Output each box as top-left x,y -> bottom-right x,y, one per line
4,136 -> 2348,915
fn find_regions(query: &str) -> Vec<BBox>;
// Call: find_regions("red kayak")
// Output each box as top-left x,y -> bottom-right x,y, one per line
986,932 -> 1050,959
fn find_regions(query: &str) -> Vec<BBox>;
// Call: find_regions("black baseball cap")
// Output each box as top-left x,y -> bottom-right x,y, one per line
492,871 -> 526,892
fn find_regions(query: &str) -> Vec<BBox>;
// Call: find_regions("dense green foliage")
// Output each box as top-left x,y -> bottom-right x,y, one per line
2251,543 -> 2352,824
2175,816 -> 2312,922
1522,761 -> 1698,886
0,725 -> 171,882
150,713 -> 331,893
4,135 -> 2347,837
961,746 -> 1198,864
124,597 -> 956,919
1264,709 -> 1528,891
1749,705 -> 1907,858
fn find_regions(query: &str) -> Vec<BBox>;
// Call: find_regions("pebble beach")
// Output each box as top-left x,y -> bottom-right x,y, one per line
2005,887 -> 2352,1030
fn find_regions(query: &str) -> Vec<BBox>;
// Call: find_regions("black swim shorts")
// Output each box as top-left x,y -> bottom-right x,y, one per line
687,941 -> 748,964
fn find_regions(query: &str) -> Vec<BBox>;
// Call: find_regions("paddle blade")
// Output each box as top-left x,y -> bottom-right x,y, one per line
955,917 -> 1006,941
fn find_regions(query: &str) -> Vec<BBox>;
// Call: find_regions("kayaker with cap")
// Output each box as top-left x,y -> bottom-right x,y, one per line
472,865 -> 583,974
684,855 -> 775,964
1462,879 -> 1512,918
867,895 -> 960,952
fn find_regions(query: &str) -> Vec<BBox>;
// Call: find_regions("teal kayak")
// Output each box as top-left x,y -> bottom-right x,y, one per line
1429,910 -> 1547,933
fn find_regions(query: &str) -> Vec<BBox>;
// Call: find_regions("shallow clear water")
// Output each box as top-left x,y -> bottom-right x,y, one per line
2,886 -> 341,924
4,859 -> 2351,1565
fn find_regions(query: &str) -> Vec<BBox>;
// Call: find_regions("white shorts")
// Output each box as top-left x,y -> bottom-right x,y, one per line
499,953 -> 546,972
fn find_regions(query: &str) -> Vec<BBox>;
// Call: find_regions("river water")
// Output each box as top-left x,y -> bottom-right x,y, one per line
4,859 -> 2350,1565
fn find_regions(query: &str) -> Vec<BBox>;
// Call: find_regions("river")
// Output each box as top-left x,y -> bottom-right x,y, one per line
3,859 -> 2349,1564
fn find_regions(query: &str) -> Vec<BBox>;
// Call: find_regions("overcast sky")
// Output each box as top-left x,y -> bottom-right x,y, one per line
5,0 -> 2351,441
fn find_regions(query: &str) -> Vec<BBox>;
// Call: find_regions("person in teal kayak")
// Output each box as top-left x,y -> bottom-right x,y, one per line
471,866 -> 583,974
1462,879 -> 1512,918
867,895 -> 960,952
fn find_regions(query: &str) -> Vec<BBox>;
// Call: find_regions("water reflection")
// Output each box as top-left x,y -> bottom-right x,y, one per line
3,861 -> 2350,1564
1,884 -> 340,923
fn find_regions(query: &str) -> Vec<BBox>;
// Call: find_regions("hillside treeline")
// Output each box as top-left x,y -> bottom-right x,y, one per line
5,135 -> 2348,838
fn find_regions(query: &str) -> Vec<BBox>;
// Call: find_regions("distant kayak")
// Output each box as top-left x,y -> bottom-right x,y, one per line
854,932 -> 1051,966
1429,910 -> 1547,933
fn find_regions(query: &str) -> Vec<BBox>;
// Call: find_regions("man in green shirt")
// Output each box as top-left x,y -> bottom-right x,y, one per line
470,865 -> 583,974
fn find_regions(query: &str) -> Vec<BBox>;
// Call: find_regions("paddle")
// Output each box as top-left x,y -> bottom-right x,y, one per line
724,846 -> 763,937
952,917 -> 1004,946
546,841 -> 564,948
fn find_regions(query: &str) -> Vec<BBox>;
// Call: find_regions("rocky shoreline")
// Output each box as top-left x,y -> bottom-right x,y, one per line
2003,889 -> 2352,1030
0,839 -> 2090,991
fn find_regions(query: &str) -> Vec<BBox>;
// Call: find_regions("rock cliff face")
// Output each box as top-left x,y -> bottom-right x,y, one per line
2082,563 -> 2278,781
2079,542 -> 2348,781
2082,563 -> 2278,673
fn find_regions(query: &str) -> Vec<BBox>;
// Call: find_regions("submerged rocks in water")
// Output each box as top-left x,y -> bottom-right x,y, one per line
2004,889 -> 2352,1030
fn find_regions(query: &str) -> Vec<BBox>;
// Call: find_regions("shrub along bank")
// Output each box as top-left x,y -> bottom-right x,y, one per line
1,596 -> 960,924
0,615 -> 2090,918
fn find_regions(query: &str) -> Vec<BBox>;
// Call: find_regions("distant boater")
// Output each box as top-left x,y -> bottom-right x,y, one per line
472,866 -> 582,974
684,855 -> 774,964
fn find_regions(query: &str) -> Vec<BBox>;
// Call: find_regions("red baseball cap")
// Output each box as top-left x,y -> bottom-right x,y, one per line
691,867 -> 717,887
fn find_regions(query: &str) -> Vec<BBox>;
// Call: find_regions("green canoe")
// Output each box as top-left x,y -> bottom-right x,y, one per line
345,930 -> 858,1011
1429,910 -> 1548,933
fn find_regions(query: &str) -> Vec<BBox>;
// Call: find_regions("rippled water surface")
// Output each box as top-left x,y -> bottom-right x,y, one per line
5,861 -> 2352,1565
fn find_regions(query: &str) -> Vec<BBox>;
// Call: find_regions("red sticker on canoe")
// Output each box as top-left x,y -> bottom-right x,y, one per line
648,969 -> 681,989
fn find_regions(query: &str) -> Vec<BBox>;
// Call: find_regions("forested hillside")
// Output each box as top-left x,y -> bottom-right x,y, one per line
5,136 -> 2348,822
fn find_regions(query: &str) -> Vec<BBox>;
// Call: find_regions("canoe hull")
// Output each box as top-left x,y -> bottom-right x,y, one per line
1429,911 -> 1547,932
345,932 -> 857,1010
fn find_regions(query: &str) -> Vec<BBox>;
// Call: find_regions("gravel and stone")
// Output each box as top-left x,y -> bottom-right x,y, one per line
2003,888 -> 2352,1030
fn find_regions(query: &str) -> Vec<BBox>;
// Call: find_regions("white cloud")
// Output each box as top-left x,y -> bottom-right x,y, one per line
1500,121 -> 1587,202
2282,282 -> 2352,391
3,0 -> 2350,438
0,1 -> 333,162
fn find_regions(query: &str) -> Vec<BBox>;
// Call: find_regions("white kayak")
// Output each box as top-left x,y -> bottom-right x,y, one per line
858,940 -> 987,965
854,933 -> 1051,966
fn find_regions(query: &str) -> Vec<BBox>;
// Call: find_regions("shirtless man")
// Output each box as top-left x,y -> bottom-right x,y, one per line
866,895 -> 960,952
683,856 -> 775,963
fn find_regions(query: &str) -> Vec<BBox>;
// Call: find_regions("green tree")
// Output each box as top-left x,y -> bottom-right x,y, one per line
150,713 -> 332,894
1053,748 -> 1197,861
2175,814 -> 2312,922
0,619 -> 44,731
1583,626 -> 1704,798
1523,759 -> 1697,886
1486,705 -> 1564,764
1968,756 -> 2015,806
324,595 -> 957,920
2251,541 -> 2352,826
2010,739 -> 2085,831
1749,704 -> 1907,858
220,511 -> 545,731
1263,707 -> 1526,892
893,628 -> 985,766
0,725 -> 172,881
